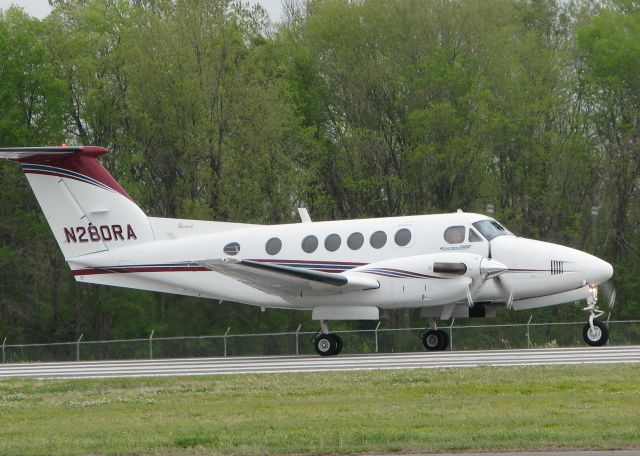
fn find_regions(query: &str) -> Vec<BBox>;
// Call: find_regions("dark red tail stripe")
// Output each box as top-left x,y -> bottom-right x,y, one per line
19,148 -> 131,200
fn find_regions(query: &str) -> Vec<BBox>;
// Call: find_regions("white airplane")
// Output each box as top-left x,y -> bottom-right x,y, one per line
0,146 -> 615,356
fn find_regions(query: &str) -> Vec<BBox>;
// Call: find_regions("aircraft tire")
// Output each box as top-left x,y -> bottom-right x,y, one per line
314,334 -> 339,356
583,320 -> 609,347
436,329 -> 450,351
422,329 -> 442,351
333,334 -> 343,355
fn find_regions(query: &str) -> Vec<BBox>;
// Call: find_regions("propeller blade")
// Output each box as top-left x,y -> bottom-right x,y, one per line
600,280 -> 616,309
493,274 -> 514,309
506,290 -> 515,310
466,286 -> 474,308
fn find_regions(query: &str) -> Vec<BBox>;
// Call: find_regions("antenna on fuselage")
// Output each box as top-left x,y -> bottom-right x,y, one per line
298,207 -> 312,223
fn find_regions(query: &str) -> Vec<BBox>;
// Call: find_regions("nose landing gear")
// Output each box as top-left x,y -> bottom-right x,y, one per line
313,320 -> 343,356
582,285 -> 609,346
422,319 -> 450,351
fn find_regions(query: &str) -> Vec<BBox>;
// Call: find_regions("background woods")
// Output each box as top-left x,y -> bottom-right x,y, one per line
1,0 -> 639,342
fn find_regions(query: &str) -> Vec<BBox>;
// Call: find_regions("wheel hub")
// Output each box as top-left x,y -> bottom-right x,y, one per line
426,334 -> 439,348
587,326 -> 602,341
317,338 -> 331,352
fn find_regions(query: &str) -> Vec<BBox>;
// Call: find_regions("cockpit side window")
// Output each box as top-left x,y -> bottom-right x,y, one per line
444,226 -> 466,244
472,220 -> 512,241
469,228 -> 483,242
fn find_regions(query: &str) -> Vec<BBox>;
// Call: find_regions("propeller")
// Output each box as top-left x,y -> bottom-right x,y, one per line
602,280 -> 617,323
600,280 -> 616,309
486,239 -> 514,308
464,257 -> 509,308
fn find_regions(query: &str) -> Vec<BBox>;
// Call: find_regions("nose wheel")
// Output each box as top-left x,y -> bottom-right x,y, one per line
582,285 -> 609,346
583,320 -> 609,346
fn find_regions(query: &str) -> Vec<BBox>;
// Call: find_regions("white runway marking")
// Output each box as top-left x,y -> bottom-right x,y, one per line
0,346 -> 639,379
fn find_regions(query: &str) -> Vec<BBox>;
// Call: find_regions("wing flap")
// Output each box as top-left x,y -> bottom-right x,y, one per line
197,259 -> 379,297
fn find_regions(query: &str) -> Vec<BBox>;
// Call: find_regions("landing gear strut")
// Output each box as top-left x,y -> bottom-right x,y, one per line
422,319 -> 449,351
313,320 -> 343,356
582,285 -> 609,347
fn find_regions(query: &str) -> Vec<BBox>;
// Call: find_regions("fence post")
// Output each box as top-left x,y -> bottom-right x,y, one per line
374,321 -> 381,353
2,337 -> 5,364
295,324 -> 302,355
76,334 -> 83,362
223,327 -> 231,357
527,315 -> 533,348
449,319 -> 455,351
149,330 -> 155,359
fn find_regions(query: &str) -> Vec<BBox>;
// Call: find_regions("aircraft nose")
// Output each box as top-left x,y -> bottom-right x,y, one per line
585,256 -> 613,285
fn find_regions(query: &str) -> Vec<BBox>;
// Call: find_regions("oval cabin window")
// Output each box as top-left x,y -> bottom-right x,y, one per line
302,235 -> 319,253
265,237 -> 282,255
347,232 -> 364,250
394,228 -> 412,246
223,242 -> 240,256
324,233 -> 341,252
370,230 -> 387,249
444,226 -> 466,244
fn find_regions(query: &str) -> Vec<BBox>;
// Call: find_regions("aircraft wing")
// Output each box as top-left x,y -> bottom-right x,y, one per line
197,259 -> 380,297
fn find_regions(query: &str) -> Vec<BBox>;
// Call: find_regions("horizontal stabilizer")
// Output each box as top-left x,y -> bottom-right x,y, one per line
0,146 -> 107,160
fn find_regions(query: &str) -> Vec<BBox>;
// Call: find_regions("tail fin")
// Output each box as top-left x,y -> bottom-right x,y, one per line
0,146 -> 154,259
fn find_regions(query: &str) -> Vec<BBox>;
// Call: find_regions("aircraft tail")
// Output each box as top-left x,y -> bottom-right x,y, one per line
0,146 -> 154,259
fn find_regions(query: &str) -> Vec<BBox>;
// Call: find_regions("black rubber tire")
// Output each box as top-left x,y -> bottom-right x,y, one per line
422,329 -> 442,351
333,334 -> 343,355
436,329 -> 450,351
583,320 -> 609,347
314,334 -> 337,356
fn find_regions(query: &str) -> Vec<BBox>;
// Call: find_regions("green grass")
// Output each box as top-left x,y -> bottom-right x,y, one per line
1,364 -> 639,455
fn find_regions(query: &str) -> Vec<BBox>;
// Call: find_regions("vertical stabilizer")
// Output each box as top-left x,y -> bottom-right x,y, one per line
0,146 -> 154,259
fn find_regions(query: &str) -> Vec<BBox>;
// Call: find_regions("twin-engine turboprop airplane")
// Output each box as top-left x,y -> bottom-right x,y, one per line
0,146 -> 614,355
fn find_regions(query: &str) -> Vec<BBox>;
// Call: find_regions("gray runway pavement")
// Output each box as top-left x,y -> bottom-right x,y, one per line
417,452 -> 640,456
0,345 -> 639,379
422,450 -> 640,456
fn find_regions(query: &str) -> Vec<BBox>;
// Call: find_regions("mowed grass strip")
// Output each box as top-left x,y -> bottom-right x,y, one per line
1,364 -> 639,455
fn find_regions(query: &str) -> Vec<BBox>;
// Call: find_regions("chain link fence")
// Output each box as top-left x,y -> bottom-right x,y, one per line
2,320 -> 639,363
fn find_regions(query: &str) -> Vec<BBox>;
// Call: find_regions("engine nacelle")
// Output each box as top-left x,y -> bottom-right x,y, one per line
351,253 -> 505,307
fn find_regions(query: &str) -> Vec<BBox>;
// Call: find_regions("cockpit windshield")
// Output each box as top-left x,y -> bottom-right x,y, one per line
472,220 -> 512,241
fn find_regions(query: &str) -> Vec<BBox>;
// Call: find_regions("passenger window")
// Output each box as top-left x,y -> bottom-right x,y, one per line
394,228 -> 412,246
223,242 -> 240,256
444,226 -> 465,244
469,229 -> 483,242
265,237 -> 282,255
324,233 -> 341,252
370,231 -> 387,249
302,235 -> 318,253
347,232 -> 364,250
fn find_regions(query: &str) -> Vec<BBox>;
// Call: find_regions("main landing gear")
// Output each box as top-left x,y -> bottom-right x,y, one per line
422,319 -> 449,351
582,285 -> 609,347
313,320 -> 343,356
